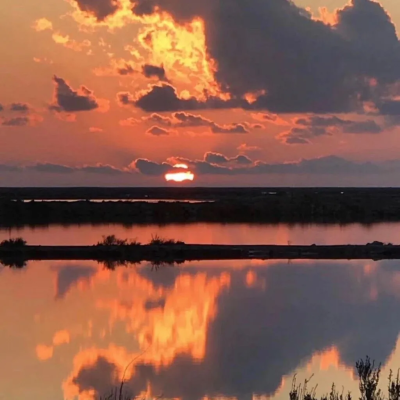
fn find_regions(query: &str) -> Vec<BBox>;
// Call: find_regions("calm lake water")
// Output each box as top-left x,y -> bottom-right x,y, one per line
2,222 -> 400,245
1,259 -> 400,400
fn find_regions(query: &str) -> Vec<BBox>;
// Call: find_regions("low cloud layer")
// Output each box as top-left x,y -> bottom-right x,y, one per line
279,115 -> 384,144
133,153 -> 383,176
10,103 -> 30,113
0,114 -> 43,127
25,163 -> 127,175
3,153 -> 400,184
142,112 -> 249,134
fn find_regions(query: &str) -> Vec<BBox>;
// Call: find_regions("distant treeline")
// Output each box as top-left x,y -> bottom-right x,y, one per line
1,189 -> 400,225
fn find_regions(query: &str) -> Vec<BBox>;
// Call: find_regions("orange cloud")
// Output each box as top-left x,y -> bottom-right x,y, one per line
237,143 -> 262,153
312,7 -> 338,26
119,117 -> 140,126
33,57 -> 54,64
137,17 -> 218,95
52,32 -> 91,52
89,127 -> 103,133
32,18 -> 53,32
36,344 -> 54,361
93,59 -> 138,77
53,329 -> 71,346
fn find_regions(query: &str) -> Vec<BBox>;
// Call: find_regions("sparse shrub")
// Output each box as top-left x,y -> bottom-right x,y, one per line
149,234 -> 185,245
96,235 -> 141,247
0,257 -> 27,269
0,237 -> 27,247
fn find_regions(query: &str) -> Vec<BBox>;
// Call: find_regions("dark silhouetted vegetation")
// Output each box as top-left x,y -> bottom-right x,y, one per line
0,237 -> 27,247
0,257 -> 27,269
149,234 -> 185,246
96,357 -> 399,400
96,235 -> 141,247
290,357 -> 400,400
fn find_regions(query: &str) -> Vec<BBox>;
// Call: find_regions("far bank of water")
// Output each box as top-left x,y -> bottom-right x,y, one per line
1,222 -> 400,245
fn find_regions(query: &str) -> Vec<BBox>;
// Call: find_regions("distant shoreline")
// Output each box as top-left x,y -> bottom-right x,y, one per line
1,187 -> 400,225
1,243 -> 399,263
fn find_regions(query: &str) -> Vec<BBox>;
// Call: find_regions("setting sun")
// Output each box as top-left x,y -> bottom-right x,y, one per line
165,164 -> 195,182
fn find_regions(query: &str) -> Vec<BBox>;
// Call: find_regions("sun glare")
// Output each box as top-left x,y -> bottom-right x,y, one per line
174,164 -> 189,169
165,164 -> 195,182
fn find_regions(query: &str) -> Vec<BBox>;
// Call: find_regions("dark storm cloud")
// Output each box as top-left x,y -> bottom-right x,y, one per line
50,76 -> 99,113
68,260 -> 400,400
142,64 -> 169,81
73,0 -> 120,21
10,103 -> 30,113
130,0 -> 400,114
146,126 -> 170,136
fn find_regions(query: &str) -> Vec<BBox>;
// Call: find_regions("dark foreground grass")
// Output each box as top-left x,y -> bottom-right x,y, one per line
99,357 -> 399,400
290,357 -> 399,400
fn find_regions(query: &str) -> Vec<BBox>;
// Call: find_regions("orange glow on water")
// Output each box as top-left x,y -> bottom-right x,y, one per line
165,164 -> 195,182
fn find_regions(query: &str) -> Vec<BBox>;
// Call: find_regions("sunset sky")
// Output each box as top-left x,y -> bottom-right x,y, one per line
2,0 -> 400,186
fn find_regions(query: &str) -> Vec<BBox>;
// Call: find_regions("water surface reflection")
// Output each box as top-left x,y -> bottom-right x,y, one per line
1,222 -> 400,245
1,259 -> 400,400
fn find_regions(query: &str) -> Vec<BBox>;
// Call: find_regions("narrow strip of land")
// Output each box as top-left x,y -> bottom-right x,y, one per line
0,244 -> 399,262
3,188 -> 400,224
